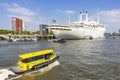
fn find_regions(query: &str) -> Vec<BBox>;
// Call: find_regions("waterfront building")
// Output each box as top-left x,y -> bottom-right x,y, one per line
12,17 -> 26,32
39,24 -> 49,35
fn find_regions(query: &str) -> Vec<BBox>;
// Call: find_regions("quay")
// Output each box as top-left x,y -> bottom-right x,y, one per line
0,34 -> 55,41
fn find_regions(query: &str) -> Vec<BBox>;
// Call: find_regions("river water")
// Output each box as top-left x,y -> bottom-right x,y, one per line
0,38 -> 120,80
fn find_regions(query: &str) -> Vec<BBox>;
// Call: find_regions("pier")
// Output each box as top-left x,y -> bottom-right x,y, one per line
0,34 -> 54,41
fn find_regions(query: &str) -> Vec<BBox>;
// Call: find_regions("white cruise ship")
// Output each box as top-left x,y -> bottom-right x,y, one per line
50,11 -> 106,39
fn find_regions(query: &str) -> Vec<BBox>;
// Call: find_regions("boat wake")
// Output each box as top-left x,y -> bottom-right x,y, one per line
0,69 -> 15,80
26,60 -> 60,75
0,60 -> 60,80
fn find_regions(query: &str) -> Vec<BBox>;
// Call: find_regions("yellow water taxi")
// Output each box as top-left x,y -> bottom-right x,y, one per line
10,49 -> 59,74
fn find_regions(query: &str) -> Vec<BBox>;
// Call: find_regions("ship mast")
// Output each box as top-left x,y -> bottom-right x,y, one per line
68,16 -> 71,25
97,16 -> 99,24
78,14 -> 80,22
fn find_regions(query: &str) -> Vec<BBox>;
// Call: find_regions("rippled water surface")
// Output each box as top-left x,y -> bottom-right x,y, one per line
0,38 -> 120,80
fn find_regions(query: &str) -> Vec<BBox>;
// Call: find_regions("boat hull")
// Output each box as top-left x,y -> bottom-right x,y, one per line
51,27 -> 105,39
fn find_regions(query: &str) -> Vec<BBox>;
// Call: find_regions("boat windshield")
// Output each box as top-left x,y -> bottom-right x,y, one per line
45,53 -> 53,60
21,58 -> 30,63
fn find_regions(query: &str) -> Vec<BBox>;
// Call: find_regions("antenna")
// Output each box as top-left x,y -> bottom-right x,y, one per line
78,14 -> 79,21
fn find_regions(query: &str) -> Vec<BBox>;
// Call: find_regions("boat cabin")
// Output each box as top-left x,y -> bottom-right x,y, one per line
18,49 -> 57,71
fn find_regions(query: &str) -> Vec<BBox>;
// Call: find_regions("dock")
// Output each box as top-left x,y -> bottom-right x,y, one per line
0,34 -> 55,41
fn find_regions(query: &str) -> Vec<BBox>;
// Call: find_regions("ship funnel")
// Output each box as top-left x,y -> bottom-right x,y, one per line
79,12 -> 82,21
86,11 -> 88,21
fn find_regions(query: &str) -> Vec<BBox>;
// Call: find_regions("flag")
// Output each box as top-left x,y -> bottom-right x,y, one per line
52,19 -> 56,23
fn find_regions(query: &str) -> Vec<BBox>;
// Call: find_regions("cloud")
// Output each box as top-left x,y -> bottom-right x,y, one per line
96,9 -> 120,23
0,2 -> 45,30
0,3 -> 35,16
94,9 -> 120,32
64,10 -> 76,14
8,14 -> 33,22
0,2 -> 44,22
0,3 -> 10,7
56,9 -> 76,14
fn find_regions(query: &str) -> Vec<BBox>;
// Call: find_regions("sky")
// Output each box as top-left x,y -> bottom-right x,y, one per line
0,0 -> 120,33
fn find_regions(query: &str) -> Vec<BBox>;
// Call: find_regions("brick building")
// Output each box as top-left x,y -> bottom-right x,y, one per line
12,17 -> 25,32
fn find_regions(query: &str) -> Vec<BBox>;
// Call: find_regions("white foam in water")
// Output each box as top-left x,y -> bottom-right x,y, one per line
40,60 -> 60,73
26,60 -> 60,75
0,69 -> 15,80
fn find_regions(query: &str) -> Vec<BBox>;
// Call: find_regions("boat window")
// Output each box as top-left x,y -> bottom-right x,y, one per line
45,53 -> 53,60
21,53 -> 53,62
48,53 -> 53,56
21,59 -> 30,63
45,55 -> 50,59
29,55 -> 44,62
21,55 -> 44,63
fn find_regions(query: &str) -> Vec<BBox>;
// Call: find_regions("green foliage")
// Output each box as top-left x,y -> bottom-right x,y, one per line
0,30 -> 53,35
49,31 -> 53,35
36,31 -> 40,34
0,30 -> 31,35
0,30 -> 10,34
21,31 -> 30,35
